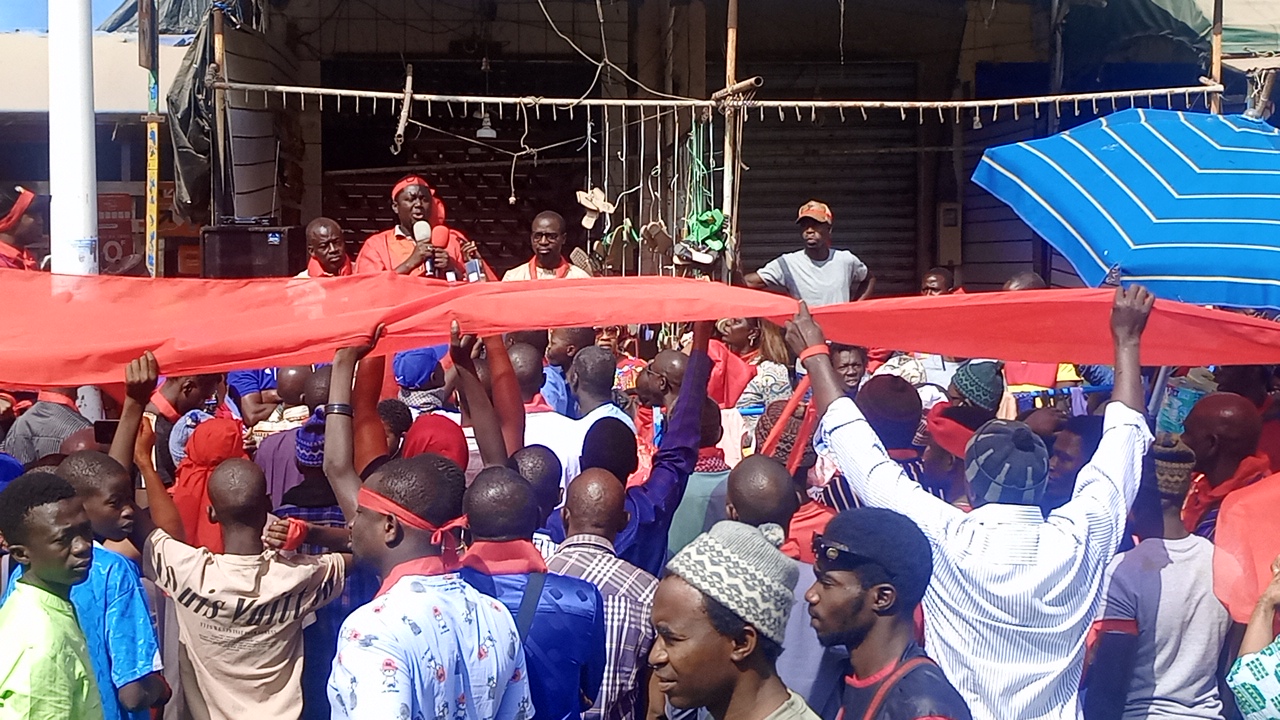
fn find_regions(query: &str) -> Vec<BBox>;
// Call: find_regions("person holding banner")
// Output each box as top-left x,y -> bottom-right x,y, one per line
787,285 -> 1155,720
355,175 -> 496,281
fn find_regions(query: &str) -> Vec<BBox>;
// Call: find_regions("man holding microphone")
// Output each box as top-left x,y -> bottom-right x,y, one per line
355,175 -> 496,281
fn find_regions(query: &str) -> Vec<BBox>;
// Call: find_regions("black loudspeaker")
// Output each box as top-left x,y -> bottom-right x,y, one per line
200,225 -> 306,278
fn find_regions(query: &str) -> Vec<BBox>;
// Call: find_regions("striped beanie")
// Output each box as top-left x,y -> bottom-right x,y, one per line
1152,434 -> 1196,498
295,408 -> 326,469
966,418 -> 1049,505
667,521 -> 799,645
953,360 -> 1005,412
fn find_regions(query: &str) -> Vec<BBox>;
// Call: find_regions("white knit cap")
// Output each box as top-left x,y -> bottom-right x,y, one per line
666,521 -> 799,645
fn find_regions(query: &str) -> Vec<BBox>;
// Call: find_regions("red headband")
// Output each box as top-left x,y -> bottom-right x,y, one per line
0,188 -> 34,235
391,176 -> 429,201
358,486 -> 468,560
926,402 -> 975,459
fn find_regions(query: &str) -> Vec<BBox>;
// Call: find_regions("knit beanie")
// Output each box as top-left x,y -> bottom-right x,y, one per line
666,521 -> 799,645
966,418 -> 1049,505
1152,434 -> 1196,499
953,360 -> 1005,412
294,408 -> 326,469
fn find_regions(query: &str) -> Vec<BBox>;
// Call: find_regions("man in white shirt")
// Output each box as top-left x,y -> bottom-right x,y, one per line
743,201 -> 875,306
557,346 -> 635,488
783,286 -> 1156,720
502,211 -> 592,281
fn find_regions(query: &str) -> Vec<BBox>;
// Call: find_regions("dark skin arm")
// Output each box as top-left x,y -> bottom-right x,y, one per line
854,272 -> 876,301
1082,633 -> 1138,720
1109,285 -> 1155,414
117,674 -> 169,712
353,356 -> 389,474
487,336 -> 526,454
114,352 -> 185,546
323,326 -> 385,520
450,324 -> 508,468
237,389 -> 280,427
264,518 -> 352,552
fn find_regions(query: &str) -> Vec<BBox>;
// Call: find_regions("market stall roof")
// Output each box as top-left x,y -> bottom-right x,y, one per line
98,0 -> 210,35
0,31 -> 189,116
1139,0 -> 1280,56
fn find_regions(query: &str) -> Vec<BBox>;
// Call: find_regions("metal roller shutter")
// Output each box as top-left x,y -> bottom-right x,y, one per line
727,62 -> 920,295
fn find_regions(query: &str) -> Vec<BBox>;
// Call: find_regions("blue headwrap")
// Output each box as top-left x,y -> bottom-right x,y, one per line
170,409 -> 214,465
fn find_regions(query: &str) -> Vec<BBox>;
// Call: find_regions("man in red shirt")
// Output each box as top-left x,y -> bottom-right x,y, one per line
297,218 -> 352,278
0,186 -> 43,271
355,175 -> 495,281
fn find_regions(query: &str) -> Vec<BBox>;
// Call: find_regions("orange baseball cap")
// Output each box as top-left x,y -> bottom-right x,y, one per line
796,200 -> 833,224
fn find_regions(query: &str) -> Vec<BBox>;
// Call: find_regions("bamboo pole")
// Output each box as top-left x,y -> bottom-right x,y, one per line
721,0 -> 740,279
1210,0 -> 1223,113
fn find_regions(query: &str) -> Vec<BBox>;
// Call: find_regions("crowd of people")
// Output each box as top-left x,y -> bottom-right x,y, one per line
4,176 -> 1280,720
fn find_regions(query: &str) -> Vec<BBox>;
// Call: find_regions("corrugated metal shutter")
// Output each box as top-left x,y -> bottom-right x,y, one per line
961,116 -> 1083,290
729,62 -> 920,295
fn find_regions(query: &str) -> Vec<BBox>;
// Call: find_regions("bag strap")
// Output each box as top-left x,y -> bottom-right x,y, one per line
515,572 -> 547,641
862,656 -> 934,720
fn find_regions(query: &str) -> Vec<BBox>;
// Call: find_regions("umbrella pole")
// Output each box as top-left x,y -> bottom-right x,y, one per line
1210,0 -> 1223,113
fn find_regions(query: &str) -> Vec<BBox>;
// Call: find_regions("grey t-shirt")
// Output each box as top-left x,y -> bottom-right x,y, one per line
1098,535 -> 1231,720
756,249 -> 868,307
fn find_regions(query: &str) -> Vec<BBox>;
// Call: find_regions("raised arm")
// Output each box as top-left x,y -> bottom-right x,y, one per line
786,303 -> 962,541
352,356 -> 389,474
323,326 -> 384,519
1060,286 -> 1154,526
634,322 -> 713,505
451,324 -> 508,468
486,335 -> 526,454
114,353 -> 186,546
1109,285 -> 1154,414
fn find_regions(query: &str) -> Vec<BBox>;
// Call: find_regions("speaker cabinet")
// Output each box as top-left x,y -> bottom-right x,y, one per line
200,225 -> 306,278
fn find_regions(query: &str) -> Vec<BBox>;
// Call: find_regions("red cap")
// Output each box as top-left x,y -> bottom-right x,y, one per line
796,200 -> 833,225
926,402 -> 975,459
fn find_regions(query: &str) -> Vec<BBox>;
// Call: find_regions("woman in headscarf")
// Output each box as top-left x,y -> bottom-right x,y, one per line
400,413 -> 469,471
170,417 -> 248,553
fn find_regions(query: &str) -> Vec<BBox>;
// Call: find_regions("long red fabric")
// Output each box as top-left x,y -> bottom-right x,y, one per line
7,270 -> 1280,386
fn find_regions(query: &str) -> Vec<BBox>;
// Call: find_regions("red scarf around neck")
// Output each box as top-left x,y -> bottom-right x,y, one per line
460,539 -> 549,575
528,256 -> 571,279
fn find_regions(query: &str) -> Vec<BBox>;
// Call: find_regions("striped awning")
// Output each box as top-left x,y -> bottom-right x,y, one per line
972,108 -> 1280,309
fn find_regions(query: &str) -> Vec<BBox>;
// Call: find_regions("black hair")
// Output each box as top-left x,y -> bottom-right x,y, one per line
376,454 -> 466,527
304,366 -> 333,412
0,471 -> 77,545
699,396 -> 724,449
507,343 -> 547,399
464,467 -> 539,540
582,417 -> 639,482
554,327 -> 598,352
56,451 -> 129,495
924,267 -> 954,288
703,591 -> 784,663
508,445 -> 562,517
572,346 -> 618,398
830,343 -> 869,363
506,330 -> 550,358
377,398 -> 414,437
1062,415 -> 1105,459
25,454 -> 66,471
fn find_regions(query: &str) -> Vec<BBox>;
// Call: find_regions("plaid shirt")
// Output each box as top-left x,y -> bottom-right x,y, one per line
547,535 -> 658,720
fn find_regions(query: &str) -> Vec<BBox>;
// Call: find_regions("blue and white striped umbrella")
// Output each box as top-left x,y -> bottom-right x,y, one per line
972,108 -> 1280,309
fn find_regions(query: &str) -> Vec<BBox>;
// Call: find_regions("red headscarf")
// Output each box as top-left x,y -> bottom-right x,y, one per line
171,418 -> 248,553
401,414 -> 469,471
0,188 -> 34,235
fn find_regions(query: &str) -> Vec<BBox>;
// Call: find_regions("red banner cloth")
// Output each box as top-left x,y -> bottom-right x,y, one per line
6,270 -> 1280,387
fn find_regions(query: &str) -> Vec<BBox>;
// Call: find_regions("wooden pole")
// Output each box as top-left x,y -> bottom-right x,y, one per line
139,0 -> 161,277
1210,0 -> 1223,113
721,0 -> 739,278
212,9 -> 229,221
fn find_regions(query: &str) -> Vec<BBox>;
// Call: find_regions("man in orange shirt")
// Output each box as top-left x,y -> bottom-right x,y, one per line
354,175 -> 496,281
1180,392 -> 1269,539
0,186 -> 43,271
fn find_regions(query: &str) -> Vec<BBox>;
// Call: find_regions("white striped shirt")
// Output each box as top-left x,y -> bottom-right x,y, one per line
816,397 -> 1151,720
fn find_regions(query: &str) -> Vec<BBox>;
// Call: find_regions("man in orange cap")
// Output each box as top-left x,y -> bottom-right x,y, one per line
355,175 -> 496,281
742,200 -> 875,305
0,186 -> 43,271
